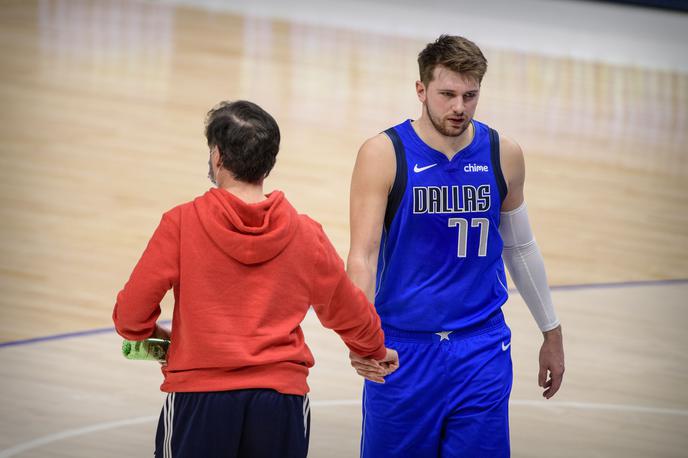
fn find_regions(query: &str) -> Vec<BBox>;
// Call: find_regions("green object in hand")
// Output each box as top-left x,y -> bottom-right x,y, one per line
122,338 -> 170,362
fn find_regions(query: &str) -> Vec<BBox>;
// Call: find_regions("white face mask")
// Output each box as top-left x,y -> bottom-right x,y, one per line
207,150 -> 217,185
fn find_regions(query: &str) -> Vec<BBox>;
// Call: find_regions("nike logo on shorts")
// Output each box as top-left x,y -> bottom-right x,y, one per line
501,341 -> 511,351
414,163 -> 437,173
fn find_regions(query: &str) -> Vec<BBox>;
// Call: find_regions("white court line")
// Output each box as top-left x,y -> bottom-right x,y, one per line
1,399 -> 686,457
0,416 -> 157,458
510,400 -> 688,417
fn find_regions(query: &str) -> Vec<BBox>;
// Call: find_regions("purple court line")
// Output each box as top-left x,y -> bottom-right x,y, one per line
1,278 -> 686,349
548,278 -> 687,291
0,320 -> 172,349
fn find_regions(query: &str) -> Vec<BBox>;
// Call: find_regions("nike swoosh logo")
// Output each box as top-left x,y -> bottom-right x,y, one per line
413,163 -> 437,173
501,341 -> 511,351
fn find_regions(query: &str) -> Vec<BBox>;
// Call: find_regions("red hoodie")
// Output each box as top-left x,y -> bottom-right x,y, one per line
113,188 -> 386,395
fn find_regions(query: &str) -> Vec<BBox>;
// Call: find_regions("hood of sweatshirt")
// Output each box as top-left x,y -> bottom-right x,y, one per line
194,188 -> 299,265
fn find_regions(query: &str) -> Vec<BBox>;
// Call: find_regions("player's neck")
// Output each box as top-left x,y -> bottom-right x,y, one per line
216,174 -> 266,204
413,116 -> 474,159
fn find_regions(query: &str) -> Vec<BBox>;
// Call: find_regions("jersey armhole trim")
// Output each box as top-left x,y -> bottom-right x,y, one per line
382,127 -> 407,231
489,128 -> 508,204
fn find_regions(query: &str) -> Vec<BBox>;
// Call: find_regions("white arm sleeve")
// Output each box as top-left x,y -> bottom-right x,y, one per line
500,202 -> 560,332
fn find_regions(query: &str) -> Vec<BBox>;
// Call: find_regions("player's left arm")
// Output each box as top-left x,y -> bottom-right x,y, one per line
499,135 -> 565,399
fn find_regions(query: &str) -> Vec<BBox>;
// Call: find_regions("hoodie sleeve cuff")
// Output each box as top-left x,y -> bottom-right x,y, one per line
371,344 -> 387,361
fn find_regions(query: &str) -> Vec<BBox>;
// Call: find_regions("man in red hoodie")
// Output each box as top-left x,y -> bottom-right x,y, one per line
113,100 -> 399,458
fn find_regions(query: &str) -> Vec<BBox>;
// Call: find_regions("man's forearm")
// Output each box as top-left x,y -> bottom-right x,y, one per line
500,202 -> 560,332
346,257 -> 376,303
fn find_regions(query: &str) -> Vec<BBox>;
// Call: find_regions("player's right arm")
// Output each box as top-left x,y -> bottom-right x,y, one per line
347,133 -> 397,382
346,134 -> 396,301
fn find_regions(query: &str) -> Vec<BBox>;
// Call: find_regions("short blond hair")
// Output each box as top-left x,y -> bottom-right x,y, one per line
418,35 -> 487,85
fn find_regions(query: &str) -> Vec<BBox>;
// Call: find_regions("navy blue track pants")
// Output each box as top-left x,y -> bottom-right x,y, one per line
155,389 -> 310,458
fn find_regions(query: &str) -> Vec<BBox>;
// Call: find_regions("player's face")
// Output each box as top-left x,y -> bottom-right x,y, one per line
417,66 -> 480,137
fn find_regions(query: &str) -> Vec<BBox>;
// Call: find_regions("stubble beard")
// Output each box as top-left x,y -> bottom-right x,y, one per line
426,104 -> 470,138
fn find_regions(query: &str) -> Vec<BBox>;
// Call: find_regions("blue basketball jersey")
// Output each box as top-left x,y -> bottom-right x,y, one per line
374,119 -> 509,332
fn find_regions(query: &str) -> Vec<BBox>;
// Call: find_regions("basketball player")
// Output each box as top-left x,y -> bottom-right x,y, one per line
113,100 -> 399,458
347,35 -> 565,457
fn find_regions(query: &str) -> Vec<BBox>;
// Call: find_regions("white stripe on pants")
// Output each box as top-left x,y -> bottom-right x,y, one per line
303,394 -> 310,437
163,393 -> 175,458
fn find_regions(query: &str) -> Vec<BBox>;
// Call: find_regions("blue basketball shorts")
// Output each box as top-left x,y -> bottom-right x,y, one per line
155,389 -> 310,458
361,311 -> 513,458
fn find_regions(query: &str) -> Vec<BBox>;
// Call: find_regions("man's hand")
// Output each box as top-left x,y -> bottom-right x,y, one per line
152,324 -> 171,366
539,325 -> 565,399
350,348 -> 399,384
152,323 -> 171,340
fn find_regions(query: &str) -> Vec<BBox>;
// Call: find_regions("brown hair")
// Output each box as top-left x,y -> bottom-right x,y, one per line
417,35 -> 488,85
205,100 -> 280,183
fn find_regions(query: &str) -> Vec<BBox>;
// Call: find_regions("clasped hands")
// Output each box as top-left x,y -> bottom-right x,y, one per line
349,348 -> 400,383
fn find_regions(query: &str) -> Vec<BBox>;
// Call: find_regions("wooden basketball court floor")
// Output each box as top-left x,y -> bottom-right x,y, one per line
1,0 -> 687,456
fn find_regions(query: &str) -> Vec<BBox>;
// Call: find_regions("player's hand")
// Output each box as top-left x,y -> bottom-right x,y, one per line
152,324 -> 171,366
349,348 -> 399,384
379,348 -> 399,376
539,325 -> 565,399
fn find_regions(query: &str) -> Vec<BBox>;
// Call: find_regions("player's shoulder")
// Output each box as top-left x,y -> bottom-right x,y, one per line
354,131 -> 397,189
487,128 -> 524,171
494,132 -> 525,186
359,131 -> 395,158
498,133 -> 523,158
479,121 -> 522,159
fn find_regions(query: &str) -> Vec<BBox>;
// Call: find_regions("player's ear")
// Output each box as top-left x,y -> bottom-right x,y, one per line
416,80 -> 426,103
